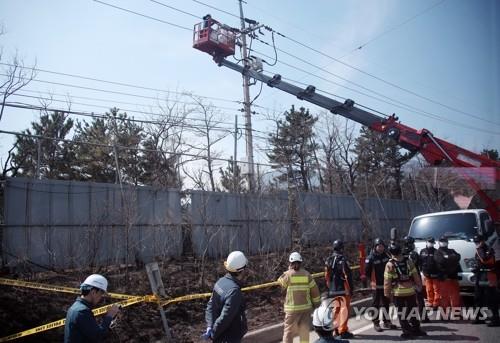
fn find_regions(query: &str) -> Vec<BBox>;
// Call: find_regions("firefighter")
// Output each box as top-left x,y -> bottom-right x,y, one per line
472,235 -> 500,326
278,252 -> 321,343
402,236 -> 427,321
324,240 -> 354,339
419,237 -> 440,309
384,243 -> 426,339
204,251 -> 248,342
364,237 -> 396,332
434,236 -> 462,314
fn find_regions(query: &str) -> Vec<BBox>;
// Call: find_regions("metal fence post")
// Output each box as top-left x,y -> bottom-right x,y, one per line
145,262 -> 172,341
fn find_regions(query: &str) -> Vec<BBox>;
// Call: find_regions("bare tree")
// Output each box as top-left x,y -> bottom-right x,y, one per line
318,114 -> 359,194
0,26 -> 37,177
184,96 -> 230,191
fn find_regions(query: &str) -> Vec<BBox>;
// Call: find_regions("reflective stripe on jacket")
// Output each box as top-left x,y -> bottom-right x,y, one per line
365,251 -> 390,289
278,267 -> 321,313
384,257 -> 421,297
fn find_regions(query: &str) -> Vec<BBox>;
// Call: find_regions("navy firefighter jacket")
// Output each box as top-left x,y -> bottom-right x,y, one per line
205,273 -> 247,342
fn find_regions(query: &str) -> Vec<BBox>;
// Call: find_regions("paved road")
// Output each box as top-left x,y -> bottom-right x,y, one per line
285,307 -> 500,343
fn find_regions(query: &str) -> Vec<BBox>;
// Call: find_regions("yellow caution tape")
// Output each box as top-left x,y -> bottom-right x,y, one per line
0,264 -> 362,341
0,295 -> 155,342
0,277 -> 141,300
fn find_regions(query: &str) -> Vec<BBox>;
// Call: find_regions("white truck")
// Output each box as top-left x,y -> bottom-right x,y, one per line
408,209 -> 495,290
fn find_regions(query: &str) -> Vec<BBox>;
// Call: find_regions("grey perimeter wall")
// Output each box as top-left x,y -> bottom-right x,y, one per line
2,178 -> 431,270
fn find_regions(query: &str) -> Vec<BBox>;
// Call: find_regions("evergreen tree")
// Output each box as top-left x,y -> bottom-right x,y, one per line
218,158 -> 246,193
354,127 -> 413,198
10,111 -> 75,179
267,106 -> 318,191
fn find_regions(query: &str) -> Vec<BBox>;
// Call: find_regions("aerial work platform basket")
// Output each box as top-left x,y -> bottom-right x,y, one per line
193,17 -> 236,58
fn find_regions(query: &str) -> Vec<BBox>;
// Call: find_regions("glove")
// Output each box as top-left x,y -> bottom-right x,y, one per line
201,327 -> 213,340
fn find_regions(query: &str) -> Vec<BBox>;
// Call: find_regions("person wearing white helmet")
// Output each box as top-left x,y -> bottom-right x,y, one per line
312,301 -> 337,343
278,251 -> 321,343
203,251 -> 248,342
64,274 -> 120,343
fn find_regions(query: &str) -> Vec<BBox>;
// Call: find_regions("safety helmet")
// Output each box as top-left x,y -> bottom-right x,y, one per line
333,240 -> 344,252
403,236 -> 415,245
472,235 -> 484,243
426,237 -> 435,244
439,236 -> 448,243
224,251 -> 248,273
388,243 -> 402,256
373,238 -> 385,247
81,274 -> 108,292
312,303 -> 334,331
289,252 -> 303,263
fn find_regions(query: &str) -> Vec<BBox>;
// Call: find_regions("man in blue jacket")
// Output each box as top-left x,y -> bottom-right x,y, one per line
64,274 -> 120,343
203,251 -> 248,343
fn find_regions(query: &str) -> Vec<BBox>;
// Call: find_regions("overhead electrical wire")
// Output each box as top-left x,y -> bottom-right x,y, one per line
0,62 -> 241,105
93,0 -> 192,31
186,0 -> 497,127
0,128 -> 278,168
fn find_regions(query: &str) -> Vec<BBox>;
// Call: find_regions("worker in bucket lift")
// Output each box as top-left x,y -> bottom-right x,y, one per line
203,251 -> 248,342
419,237 -> 440,310
312,300 -> 337,343
402,236 -> 428,322
384,243 -> 426,339
64,274 -> 120,343
472,235 -> 500,326
324,240 -> 354,339
278,251 -> 321,343
364,238 -> 397,332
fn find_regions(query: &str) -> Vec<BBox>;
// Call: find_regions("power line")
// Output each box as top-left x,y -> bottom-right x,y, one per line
3,99 -> 242,136
349,0 -> 446,54
0,62 -> 241,105
191,0 -> 240,19
15,88 -> 243,119
0,128 -> 278,168
150,0 -> 202,19
268,27 -> 499,127
252,52 -> 500,135
92,0 -> 192,31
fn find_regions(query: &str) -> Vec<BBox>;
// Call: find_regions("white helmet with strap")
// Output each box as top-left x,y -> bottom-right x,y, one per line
224,251 -> 248,272
81,274 -> 108,292
289,251 -> 303,263
312,303 -> 335,331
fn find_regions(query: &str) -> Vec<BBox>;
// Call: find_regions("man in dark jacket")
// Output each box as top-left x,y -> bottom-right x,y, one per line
434,236 -> 462,313
324,239 -> 354,339
364,238 -> 396,332
204,251 -> 248,343
472,235 -> 500,326
419,237 -> 440,309
64,274 -> 120,343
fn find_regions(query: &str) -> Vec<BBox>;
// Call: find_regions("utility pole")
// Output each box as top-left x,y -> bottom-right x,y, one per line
238,0 -> 256,192
233,114 -> 238,192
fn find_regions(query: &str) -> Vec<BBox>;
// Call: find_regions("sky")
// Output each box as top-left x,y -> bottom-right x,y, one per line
0,0 -> 499,179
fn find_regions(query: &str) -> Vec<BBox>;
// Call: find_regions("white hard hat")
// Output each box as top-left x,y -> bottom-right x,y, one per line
289,252 -> 303,263
312,303 -> 334,331
224,251 -> 248,272
81,274 -> 108,292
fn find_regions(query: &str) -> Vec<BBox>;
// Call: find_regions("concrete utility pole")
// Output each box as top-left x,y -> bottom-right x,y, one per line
238,0 -> 256,192
233,114 -> 238,192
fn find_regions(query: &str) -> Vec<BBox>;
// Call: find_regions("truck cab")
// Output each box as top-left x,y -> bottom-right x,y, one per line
408,209 -> 494,290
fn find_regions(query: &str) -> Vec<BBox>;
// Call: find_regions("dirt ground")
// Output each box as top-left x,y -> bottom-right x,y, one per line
0,243 -> 365,342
